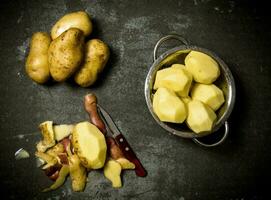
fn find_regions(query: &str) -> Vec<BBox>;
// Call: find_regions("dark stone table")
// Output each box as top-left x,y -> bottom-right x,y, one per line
0,0 -> 270,199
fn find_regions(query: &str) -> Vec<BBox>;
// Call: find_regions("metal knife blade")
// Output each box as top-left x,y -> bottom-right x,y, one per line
97,105 -> 147,177
97,105 -> 121,137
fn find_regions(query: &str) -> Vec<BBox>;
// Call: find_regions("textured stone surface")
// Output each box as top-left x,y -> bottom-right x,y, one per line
0,0 -> 270,199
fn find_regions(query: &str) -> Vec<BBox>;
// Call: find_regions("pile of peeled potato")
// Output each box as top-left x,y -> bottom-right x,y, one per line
152,51 -> 225,133
35,94 -> 135,192
25,11 -> 109,87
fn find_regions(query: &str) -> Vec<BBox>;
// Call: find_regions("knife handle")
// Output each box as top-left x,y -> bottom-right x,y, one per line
84,94 -> 107,134
115,134 -> 147,177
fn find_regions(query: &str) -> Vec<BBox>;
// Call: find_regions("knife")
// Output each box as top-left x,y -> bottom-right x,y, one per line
97,105 -> 147,177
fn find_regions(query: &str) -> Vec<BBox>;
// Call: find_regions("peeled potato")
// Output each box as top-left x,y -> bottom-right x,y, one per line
171,64 -> 186,69
153,87 -> 187,123
185,51 -> 220,84
72,121 -> 107,169
153,66 -> 192,97
186,100 -> 217,133
53,124 -> 74,141
181,96 -> 192,104
191,83 -> 225,111
116,158 -> 135,169
104,159 -> 122,188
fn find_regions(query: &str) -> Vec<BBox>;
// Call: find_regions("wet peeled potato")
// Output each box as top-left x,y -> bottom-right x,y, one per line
181,96 -> 192,104
72,121 -> 107,169
186,100 -> 217,133
51,11 -> 92,40
48,28 -> 84,82
153,65 -> 192,97
74,39 -> 110,87
116,158 -> 135,169
185,50 -> 220,84
191,83 -> 225,111
104,159 -> 122,188
153,87 -> 187,123
171,63 -> 186,69
25,32 -> 51,84
53,124 -> 74,141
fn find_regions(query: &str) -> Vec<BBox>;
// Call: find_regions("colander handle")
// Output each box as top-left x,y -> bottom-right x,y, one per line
153,34 -> 188,61
192,121 -> 229,147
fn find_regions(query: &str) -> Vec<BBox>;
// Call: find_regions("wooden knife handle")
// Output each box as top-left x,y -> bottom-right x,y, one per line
84,93 -> 107,134
115,134 -> 147,177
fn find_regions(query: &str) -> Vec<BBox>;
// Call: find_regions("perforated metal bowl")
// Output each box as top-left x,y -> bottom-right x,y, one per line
145,35 -> 236,147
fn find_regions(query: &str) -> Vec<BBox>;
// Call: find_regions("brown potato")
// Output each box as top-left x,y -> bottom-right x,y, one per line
74,39 -> 110,87
51,11 -> 92,40
25,32 -> 51,84
48,28 -> 84,82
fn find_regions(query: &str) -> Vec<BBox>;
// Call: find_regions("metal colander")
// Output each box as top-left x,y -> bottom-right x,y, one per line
144,34 -> 236,147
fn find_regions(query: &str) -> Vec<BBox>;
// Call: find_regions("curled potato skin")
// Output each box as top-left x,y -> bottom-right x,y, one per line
51,11 -> 92,40
74,39 -> 110,87
25,32 -> 51,84
84,93 -> 107,134
69,154 -> 87,192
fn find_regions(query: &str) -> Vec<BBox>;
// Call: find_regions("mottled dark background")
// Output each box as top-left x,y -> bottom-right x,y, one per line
0,0 -> 270,199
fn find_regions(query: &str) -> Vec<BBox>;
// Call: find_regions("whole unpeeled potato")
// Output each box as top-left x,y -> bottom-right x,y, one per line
74,39 -> 110,87
25,32 -> 51,84
51,11 -> 92,40
48,28 -> 85,82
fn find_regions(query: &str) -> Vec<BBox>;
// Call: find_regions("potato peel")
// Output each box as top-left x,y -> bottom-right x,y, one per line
36,121 -> 55,152
42,165 -> 70,192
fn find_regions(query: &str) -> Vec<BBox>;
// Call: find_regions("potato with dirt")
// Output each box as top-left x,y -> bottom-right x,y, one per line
51,11 -> 92,40
25,32 -> 51,84
48,28 -> 84,82
74,39 -> 110,87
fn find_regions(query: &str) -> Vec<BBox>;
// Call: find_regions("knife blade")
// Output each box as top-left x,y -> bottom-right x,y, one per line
97,105 -> 147,177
